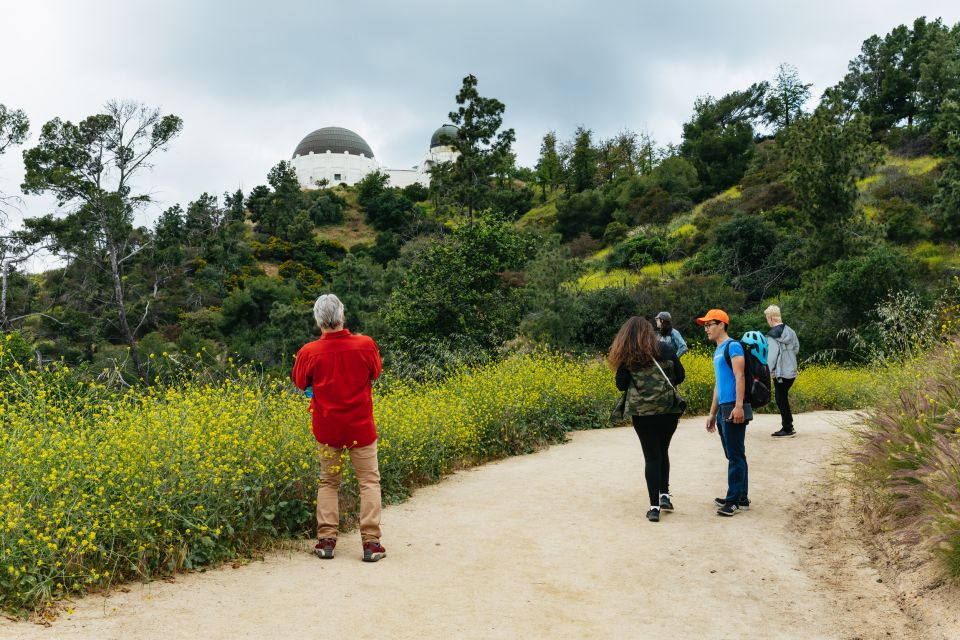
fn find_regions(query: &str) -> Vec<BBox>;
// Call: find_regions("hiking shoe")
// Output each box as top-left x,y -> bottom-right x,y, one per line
714,497 -> 750,510
771,429 -> 797,438
646,508 -> 660,522
362,540 -> 386,562
659,495 -> 674,512
717,503 -> 740,517
314,537 -> 336,559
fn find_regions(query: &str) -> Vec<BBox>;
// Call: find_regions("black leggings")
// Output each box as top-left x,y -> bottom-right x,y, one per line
774,377 -> 795,430
632,414 -> 680,507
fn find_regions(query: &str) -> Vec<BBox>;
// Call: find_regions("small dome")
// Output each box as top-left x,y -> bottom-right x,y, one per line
430,124 -> 459,149
293,127 -> 375,159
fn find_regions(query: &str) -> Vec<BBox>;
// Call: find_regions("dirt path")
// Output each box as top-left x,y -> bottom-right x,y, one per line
3,411 -> 954,639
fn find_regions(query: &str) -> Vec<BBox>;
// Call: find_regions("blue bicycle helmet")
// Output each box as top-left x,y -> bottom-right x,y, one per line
741,330 -> 768,365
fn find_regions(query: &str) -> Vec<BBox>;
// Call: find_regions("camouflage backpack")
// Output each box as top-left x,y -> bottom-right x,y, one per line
624,358 -> 685,417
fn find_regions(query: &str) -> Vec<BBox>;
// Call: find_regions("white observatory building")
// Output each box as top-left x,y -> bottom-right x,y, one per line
289,125 -> 460,189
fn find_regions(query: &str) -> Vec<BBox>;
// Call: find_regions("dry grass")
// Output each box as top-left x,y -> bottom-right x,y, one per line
314,189 -> 377,248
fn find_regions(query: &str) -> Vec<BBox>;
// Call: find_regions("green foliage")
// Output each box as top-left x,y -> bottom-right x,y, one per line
535,130 -> 564,197
246,161 -> 302,237
0,331 -> 34,369
781,94 -> 883,264
326,253 -> 397,334
680,82 -> 767,197
566,126 -> 597,194
709,213 -> 797,301
602,221 -> 629,246
0,104 -> 29,158
518,245 -> 585,348
434,74 -> 516,221
611,156 -> 700,227
571,287 -> 639,351
382,216 -> 538,354
932,101 -> 960,238
488,184 -> 535,220
836,17 -> 956,134
20,101 -> 184,380
302,188 -> 346,225
875,197 -> 931,242
792,245 -> 917,354
355,171 -> 417,231
762,63 -> 812,131
606,233 -> 674,271
555,188 -> 615,240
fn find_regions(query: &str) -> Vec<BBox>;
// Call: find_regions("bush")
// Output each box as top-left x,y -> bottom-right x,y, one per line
555,189 -> 615,240
851,340 -> 960,578
0,353 -> 617,614
875,197 -> 932,242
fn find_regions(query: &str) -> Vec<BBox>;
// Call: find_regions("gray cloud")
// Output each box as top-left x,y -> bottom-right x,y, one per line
1,0 -> 958,236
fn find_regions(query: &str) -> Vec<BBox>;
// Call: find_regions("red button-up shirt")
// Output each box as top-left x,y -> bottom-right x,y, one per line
291,329 -> 382,448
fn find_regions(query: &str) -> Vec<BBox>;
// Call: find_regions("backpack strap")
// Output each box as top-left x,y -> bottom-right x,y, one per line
723,339 -> 733,371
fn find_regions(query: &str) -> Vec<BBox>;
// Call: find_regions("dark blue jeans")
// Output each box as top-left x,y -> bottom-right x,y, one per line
717,404 -> 749,504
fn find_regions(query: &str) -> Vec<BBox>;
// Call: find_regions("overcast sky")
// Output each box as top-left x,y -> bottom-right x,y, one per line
2,0 -> 958,244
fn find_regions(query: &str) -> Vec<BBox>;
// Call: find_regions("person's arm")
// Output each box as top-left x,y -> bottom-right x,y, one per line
673,329 -> 688,358
369,341 -> 383,381
671,350 -> 685,386
290,351 -> 310,391
730,355 -> 746,423
767,338 -> 781,377
615,365 -> 631,392
706,384 -> 718,432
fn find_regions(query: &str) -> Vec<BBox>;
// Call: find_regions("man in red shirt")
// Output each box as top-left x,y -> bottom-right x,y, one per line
291,294 -> 386,562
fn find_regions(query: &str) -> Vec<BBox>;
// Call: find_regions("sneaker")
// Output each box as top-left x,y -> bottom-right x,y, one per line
771,429 -> 797,438
714,497 -> 750,510
314,537 -> 336,559
717,503 -> 740,517
659,495 -> 674,512
362,540 -> 387,562
646,508 -> 660,522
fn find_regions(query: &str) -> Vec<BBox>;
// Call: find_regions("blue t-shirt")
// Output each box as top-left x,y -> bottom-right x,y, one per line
713,338 -> 744,404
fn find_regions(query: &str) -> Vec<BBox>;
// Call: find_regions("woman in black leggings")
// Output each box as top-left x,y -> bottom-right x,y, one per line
609,316 -> 686,522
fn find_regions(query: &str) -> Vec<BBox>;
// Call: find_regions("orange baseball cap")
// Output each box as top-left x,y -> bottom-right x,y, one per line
696,309 -> 730,325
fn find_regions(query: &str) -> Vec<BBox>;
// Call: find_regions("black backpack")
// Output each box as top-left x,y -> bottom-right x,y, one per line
723,339 -> 772,408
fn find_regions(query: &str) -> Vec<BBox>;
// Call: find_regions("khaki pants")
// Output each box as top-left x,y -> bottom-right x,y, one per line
316,441 -> 382,542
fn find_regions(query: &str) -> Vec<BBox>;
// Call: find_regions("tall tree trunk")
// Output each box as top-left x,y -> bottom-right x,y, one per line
109,245 -> 145,380
0,262 -> 8,331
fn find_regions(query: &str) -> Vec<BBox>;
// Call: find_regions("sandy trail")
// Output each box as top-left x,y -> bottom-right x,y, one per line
1,411 -> 945,639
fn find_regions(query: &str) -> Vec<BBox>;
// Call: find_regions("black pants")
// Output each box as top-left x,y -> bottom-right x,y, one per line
774,377 -> 795,431
632,414 -> 680,507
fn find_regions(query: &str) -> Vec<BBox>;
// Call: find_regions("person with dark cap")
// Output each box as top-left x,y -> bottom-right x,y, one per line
655,311 -> 688,358
697,308 -> 751,517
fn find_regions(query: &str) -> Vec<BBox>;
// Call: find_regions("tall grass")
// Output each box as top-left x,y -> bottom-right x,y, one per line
851,340 -> 960,577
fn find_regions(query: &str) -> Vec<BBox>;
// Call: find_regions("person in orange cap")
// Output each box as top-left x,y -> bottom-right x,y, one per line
697,309 -> 752,517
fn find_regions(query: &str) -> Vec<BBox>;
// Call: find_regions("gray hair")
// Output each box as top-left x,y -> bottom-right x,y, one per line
764,304 -> 782,322
313,294 -> 345,330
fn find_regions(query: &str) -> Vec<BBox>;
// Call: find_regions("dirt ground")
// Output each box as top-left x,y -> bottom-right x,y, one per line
3,411 -> 958,640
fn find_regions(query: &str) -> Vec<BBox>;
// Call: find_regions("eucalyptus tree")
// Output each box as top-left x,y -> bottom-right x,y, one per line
21,101 -> 183,379
0,104 -> 39,331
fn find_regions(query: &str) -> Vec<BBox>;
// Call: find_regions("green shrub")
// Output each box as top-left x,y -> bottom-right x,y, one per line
0,352 -> 616,614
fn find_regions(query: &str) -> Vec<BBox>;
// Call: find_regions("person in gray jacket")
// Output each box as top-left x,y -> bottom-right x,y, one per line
655,311 -> 688,358
765,305 -> 800,438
